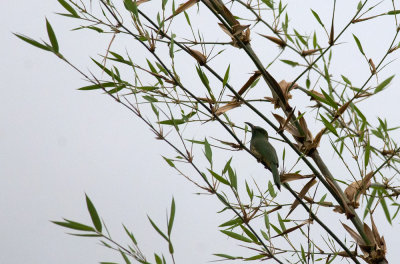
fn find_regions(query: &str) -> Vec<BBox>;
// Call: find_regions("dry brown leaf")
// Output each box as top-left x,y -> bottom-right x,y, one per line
363,223 -> 377,247
272,114 -> 302,138
278,80 -> 296,102
188,48 -> 207,65
311,128 -> 325,149
166,0 -> 199,20
232,24 -> 250,36
337,250 -> 357,257
369,58 -> 376,74
344,172 -> 373,208
215,101 -> 242,115
335,101 -> 350,117
259,34 -> 286,48
211,137 -> 242,150
217,2 -> 239,26
299,111 -> 313,141
137,0 -> 150,5
302,195 -> 333,207
352,15 -> 380,23
286,177 -> 317,217
236,71 -> 261,98
342,223 -> 366,246
301,49 -> 321,56
280,173 -> 314,183
272,219 -> 313,238
327,177 -> 355,219
198,97 -> 216,103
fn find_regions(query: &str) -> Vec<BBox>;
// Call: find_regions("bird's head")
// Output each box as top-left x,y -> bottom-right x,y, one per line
245,122 -> 269,138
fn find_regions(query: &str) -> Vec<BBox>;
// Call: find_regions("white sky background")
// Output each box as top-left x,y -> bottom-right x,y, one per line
2,0 -> 400,263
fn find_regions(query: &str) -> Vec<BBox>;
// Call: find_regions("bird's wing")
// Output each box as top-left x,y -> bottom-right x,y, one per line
252,137 -> 279,167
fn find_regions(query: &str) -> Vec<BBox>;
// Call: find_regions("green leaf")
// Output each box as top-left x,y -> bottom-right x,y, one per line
91,58 -> 121,81
169,33 -> 176,58
57,0 -> 79,17
341,75 -> 352,85
168,198 -> 175,236
364,139 -> 370,168
162,156 -> 176,168
228,167 -> 237,190
78,82 -> 116,90
222,157 -> 232,175
143,95 -> 158,102
311,9 -> 325,27
46,19 -> 59,53
223,65 -> 230,87
264,212 -> 270,230
120,250 -> 132,264
52,219 -> 95,232
320,114 -> 338,137
364,188 -> 377,218
204,138 -> 212,165
213,254 -> 237,260
124,0 -> 138,17
294,29 -> 308,46
220,230 -> 253,243
148,216 -> 168,241
268,181 -> 277,198
154,254 -> 162,264
387,10 -> 400,15
245,181 -> 254,200
86,194 -> 102,232
280,59 -> 299,67
260,230 -> 269,240
240,225 -> 259,243
320,89 -> 338,109
14,33 -> 52,52
374,75 -> 395,94
379,191 -> 392,224
123,224 -> 138,245
219,217 -> 243,227
353,34 -> 365,55
208,169 -> 230,185
277,213 -> 286,231
261,0 -> 274,9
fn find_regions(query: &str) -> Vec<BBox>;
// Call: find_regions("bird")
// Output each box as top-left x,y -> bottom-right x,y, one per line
245,122 -> 281,190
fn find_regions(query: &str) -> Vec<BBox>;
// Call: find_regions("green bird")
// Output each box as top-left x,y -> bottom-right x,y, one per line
245,122 -> 281,190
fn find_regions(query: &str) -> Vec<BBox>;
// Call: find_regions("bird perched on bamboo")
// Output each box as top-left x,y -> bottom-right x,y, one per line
245,122 -> 281,190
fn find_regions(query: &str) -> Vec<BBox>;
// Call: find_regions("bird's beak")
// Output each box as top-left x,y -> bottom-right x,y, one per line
245,122 -> 254,129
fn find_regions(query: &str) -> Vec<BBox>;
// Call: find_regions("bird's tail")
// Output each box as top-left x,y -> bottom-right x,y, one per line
271,165 -> 281,190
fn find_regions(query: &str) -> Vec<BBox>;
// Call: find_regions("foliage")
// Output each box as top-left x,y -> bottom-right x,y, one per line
16,0 -> 400,263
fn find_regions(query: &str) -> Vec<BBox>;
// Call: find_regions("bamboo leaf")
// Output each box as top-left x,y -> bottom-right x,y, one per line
320,114 -> 338,137
148,216 -> 168,241
168,197 -> 175,236
374,75 -> 395,94
311,9 -> 325,27
204,138 -> 212,165
223,65 -> 230,87
57,0 -> 79,17
220,230 -> 253,243
353,34 -> 365,55
208,169 -> 230,185
86,194 -> 102,232
14,33 -> 52,51
46,19 -> 59,53
52,219 -> 95,232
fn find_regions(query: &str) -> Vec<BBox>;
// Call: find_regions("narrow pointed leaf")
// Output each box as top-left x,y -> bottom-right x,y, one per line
220,230 -> 253,243
46,19 -> 59,53
14,33 -> 52,51
86,194 -> 102,232
168,198 -> 175,236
